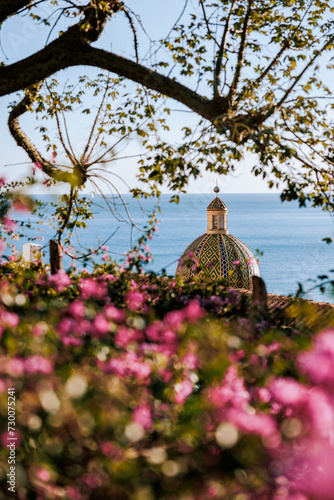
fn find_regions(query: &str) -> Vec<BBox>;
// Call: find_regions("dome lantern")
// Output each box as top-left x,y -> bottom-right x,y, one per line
175,188 -> 260,290
206,186 -> 228,234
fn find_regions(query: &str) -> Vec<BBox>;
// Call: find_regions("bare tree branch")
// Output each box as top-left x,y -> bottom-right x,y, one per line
264,37 -> 334,121
123,8 -> 139,63
214,0 -> 237,98
7,84 -> 77,184
199,0 -> 219,47
228,0 -> 252,104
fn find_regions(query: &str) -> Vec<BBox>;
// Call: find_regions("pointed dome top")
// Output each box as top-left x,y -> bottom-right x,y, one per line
207,197 -> 227,211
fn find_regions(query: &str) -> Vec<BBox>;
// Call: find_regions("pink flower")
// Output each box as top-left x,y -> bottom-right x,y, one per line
269,378 -> 308,407
286,438 -> 334,500
100,441 -> 124,460
163,309 -> 185,329
68,300 -> 85,318
25,356 -> 53,374
0,239 -> 5,256
104,305 -> 125,323
267,341 -> 281,354
298,329 -> 334,385
3,215 -> 17,233
258,387 -> 271,403
174,380 -> 193,404
79,277 -> 107,300
66,486 -> 85,500
233,259 -> 240,265
0,379 -> 6,393
34,161 -> 43,170
12,200 -> 31,212
125,291 -> 145,311
115,326 -> 142,348
102,358 -> 127,377
227,407 -> 276,436
6,358 -> 25,376
1,311 -> 19,328
37,469 -> 51,481
183,353 -> 200,370
47,270 -> 71,293
131,360 -> 151,379
0,177 -> 5,185
1,430 -> 21,447
133,404 -> 153,430
81,473 -> 100,490
184,300 -> 205,323
92,313 -> 109,336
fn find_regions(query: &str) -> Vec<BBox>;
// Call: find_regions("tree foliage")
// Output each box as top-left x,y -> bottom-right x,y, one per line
1,0 -> 334,208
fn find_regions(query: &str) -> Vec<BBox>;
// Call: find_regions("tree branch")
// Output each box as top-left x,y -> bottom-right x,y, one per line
123,8 -> 139,63
228,0 -> 252,105
0,0 -> 35,25
199,0 -> 219,47
264,37 -> 334,121
213,0 -> 237,98
8,84 -> 76,184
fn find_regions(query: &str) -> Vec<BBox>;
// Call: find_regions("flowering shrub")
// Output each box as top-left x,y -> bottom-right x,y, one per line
0,258 -> 333,500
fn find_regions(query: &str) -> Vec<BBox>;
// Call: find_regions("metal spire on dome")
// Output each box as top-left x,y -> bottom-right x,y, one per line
206,182 -> 228,233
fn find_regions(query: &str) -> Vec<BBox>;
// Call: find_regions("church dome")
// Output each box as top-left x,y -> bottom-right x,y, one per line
175,188 -> 259,290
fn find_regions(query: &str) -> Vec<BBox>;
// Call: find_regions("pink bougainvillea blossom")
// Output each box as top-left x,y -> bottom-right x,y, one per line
183,352 -> 201,370
184,299 -> 206,323
269,378 -> 308,407
1,311 -> 19,328
133,404 -> 153,430
125,290 -> 145,311
104,305 -> 125,323
79,277 -> 108,300
6,357 -> 25,376
99,351 -> 151,381
3,215 -> 17,233
174,379 -> 193,404
92,313 -> 110,337
100,441 -> 124,461
25,356 -> 53,374
68,300 -> 86,318
47,269 -> 71,293
0,239 -> 5,256
298,329 -> 334,385
36,469 -> 51,482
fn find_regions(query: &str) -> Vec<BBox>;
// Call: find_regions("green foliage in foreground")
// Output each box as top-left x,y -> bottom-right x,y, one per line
0,261 -> 334,500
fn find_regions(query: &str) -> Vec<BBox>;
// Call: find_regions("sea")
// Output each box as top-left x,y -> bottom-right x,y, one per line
12,193 -> 334,303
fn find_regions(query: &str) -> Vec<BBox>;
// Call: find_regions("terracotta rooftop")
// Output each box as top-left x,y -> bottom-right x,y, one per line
133,275 -> 334,328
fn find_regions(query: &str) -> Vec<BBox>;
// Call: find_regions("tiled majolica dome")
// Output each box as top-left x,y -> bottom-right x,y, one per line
175,188 -> 259,290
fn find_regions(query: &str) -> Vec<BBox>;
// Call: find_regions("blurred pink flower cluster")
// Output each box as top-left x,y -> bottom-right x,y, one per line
270,329 -> 334,500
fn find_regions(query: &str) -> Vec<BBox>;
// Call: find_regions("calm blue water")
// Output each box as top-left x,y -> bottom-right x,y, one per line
12,193 -> 334,303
